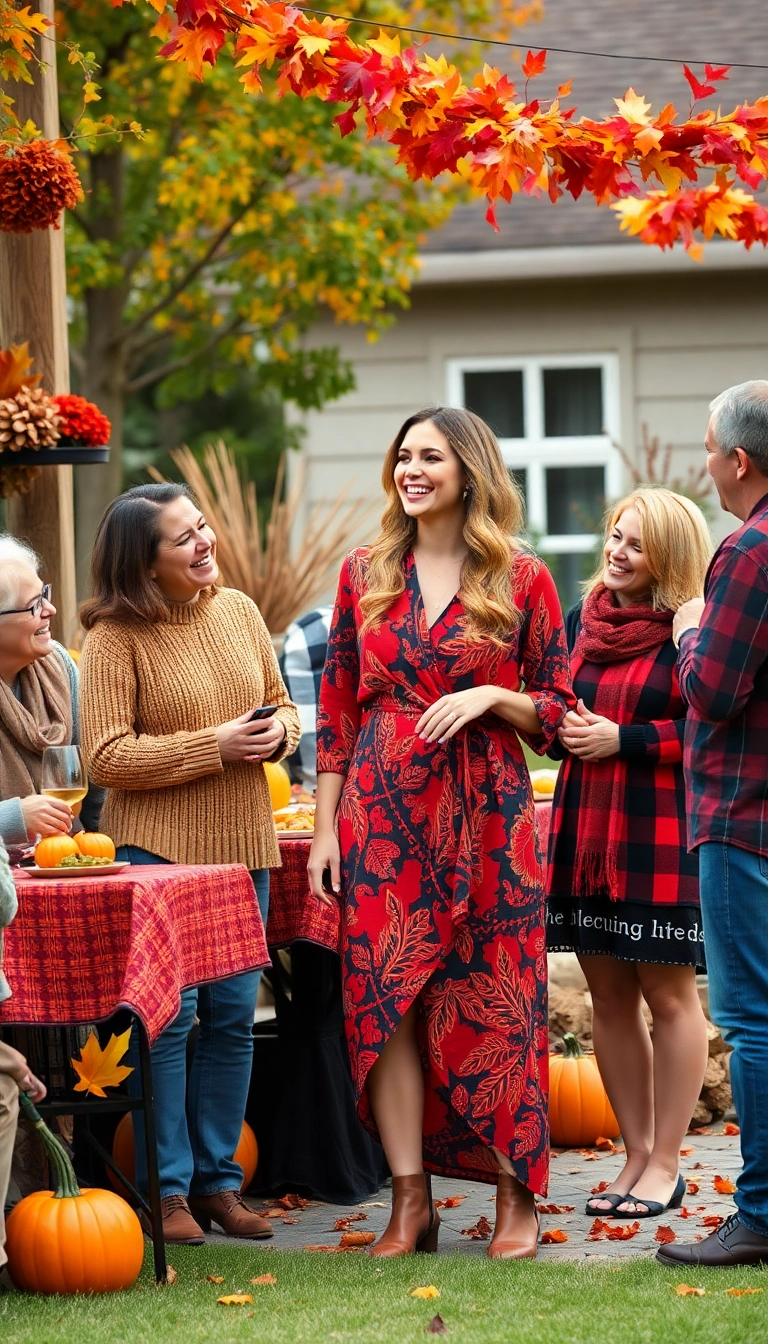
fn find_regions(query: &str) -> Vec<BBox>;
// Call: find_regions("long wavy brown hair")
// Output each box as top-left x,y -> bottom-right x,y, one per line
359,406 -> 525,644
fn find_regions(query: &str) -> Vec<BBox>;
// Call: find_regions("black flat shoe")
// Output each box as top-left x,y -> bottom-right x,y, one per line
613,1173 -> 685,1219
584,1192 -> 629,1216
657,1212 -> 768,1267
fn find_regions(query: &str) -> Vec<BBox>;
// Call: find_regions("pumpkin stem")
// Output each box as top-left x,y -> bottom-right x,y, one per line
19,1091 -> 82,1200
562,1032 -> 585,1059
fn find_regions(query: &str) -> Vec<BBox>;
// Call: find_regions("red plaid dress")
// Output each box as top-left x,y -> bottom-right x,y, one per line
317,548 -> 572,1192
547,602 -> 703,968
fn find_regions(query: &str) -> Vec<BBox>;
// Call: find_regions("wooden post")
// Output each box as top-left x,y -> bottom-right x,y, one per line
0,0 -> 76,644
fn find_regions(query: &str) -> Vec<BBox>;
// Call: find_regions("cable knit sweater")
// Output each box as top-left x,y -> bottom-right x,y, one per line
79,587 -> 301,869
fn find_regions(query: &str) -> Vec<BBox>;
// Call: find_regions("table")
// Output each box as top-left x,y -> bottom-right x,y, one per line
0,862 -> 269,1280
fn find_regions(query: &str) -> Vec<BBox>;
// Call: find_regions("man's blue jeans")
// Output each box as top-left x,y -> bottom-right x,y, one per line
699,841 -> 768,1236
118,846 -> 269,1198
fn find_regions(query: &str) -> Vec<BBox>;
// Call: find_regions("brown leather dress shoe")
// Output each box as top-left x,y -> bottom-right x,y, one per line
487,1172 -> 540,1260
139,1194 -> 206,1245
188,1190 -> 274,1239
656,1212 -> 768,1267
369,1174 -> 440,1257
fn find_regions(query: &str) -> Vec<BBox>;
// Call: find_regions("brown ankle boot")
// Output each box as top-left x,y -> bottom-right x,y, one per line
139,1194 -> 206,1245
369,1174 -> 440,1257
487,1172 -> 539,1260
188,1190 -> 274,1239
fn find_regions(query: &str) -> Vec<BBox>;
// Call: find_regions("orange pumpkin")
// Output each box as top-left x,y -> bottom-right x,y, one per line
75,831 -> 116,861
549,1033 -> 620,1148
34,834 -> 79,869
264,760 -> 291,812
110,1115 -> 258,1198
6,1095 -> 144,1294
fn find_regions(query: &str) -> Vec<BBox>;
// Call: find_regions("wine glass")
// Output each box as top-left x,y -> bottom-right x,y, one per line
40,746 -> 88,809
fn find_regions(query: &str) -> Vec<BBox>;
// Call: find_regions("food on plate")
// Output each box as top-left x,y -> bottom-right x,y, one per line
34,831 -> 118,869
530,768 -> 559,799
57,853 -> 115,868
274,806 -> 315,833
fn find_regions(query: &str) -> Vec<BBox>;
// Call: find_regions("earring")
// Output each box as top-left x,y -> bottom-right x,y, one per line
463,487 -> 469,501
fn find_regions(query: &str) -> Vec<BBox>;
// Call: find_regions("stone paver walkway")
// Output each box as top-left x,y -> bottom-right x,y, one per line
209,1125 -> 743,1259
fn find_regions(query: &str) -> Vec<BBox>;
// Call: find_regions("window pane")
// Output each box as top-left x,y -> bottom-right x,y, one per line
543,367 -> 603,437
544,550 -> 598,613
463,370 -> 524,439
546,466 -> 605,536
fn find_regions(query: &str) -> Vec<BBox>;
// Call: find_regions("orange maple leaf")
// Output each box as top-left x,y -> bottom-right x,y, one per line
725,1287 -> 763,1296
70,1028 -> 133,1097
0,342 -> 41,398
714,1175 -> 737,1195
655,1225 -> 676,1244
675,1283 -> 705,1297
541,1228 -> 568,1244
724,1123 -> 740,1135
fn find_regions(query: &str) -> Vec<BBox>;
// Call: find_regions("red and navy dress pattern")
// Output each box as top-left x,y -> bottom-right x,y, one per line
317,548 -> 572,1193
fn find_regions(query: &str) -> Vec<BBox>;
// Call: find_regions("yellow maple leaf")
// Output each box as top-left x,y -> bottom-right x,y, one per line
71,1028 -> 133,1097
368,31 -> 401,61
411,1286 -> 440,1299
217,1294 -> 254,1306
675,1283 -> 705,1297
296,34 -> 331,59
0,342 -> 40,398
615,88 -> 653,125
725,1287 -> 763,1296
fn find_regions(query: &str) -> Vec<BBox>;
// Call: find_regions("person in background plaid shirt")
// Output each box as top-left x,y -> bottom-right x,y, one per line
279,608 -> 332,790
660,380 -> 768,1269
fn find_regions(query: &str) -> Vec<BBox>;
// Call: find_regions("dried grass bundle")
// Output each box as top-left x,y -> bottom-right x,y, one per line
150,440 -> 372,634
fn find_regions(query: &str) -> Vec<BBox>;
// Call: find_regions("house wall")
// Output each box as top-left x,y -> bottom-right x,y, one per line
295,269 -> 768,597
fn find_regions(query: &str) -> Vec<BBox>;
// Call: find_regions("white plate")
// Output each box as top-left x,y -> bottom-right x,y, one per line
24,861 -> 131,879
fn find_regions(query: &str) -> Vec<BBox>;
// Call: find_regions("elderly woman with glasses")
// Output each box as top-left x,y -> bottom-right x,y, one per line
0,535 -> 102,856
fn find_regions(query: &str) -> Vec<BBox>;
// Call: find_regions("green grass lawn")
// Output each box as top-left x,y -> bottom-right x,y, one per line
2,1246 -> 767,1344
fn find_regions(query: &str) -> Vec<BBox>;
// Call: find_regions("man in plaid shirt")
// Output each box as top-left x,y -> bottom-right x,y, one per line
279,607 -> 332,789
659,380 -> 768,1269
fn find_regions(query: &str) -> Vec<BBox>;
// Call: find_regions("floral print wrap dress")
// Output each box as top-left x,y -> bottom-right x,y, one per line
317,548 -> 573,1193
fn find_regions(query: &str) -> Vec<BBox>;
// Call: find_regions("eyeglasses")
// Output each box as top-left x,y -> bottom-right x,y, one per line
0,583 -> 52,619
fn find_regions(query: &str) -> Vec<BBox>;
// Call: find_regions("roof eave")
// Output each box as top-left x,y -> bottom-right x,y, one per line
414,240 -> 768,286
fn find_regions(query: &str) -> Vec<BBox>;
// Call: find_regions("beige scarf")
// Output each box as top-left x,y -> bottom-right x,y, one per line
0,650 -> 73,804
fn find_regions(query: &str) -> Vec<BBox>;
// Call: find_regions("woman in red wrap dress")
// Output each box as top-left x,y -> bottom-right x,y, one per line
309,407 -> 573,1260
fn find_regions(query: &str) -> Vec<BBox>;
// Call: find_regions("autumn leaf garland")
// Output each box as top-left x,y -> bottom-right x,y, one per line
121,0 -> 768,252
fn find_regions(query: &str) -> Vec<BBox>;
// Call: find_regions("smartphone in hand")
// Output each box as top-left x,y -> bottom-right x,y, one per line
249,705 -> 278,730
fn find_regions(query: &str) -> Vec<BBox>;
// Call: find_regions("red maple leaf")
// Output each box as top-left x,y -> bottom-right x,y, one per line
521,49 -> 547,79
655,1225 -> 676,1244
683,66 -> 717,102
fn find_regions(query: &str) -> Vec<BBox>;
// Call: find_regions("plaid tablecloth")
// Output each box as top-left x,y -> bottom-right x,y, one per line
267,802 -> 553,953
0,864 -> 269,1045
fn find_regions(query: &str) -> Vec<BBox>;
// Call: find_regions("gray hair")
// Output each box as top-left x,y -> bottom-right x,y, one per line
0,534 -> 40,613
709,380 -> 768,474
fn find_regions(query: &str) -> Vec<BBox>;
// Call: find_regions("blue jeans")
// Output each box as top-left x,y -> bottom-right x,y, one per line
699,842 -> 768,1236
118,846 -> 269,1198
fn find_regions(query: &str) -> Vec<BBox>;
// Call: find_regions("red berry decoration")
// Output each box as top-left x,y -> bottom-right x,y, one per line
0,140 -> 83,234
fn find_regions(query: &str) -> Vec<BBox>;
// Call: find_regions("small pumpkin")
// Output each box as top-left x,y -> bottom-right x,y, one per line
549,1033 -> 620,1148
110,1115 -> 258,1199
6,1093 -> 144,1294
34,834 -> 79,869
75,831 -> 116,861
264,760 -> 291,812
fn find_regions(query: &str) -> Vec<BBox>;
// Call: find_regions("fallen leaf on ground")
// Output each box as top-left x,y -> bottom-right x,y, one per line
206,1274 -> 224,1284
591,1182 -> 610,1194
360,1201 -> 389,1208
334,1214 -> 368,1230
164,1266 -> 178,1286
411,1286 -> 440,1299
678,1207 -> 693,1219
675,1284 -> 705,1297
217,1295 -> 253,1306
537,1203 -> 575,1214
264,1208 -> 284,1218
426,1316 -> 448,1335
589,1219 -> 642,1242
689,1127 -> 713,1136
714,1176 -> 737,1194
303,1245 -> 337,1252
541,1229 -> 569,1244
700,1215 -> 724,1229
595,1137 -> 617,1152
655,1225 -> 676,1244
279,1193 -> 310,1210
435,1195 -> 467,1209
723,1123 -> 740,1135
687,1182 -> 700,1195
338,1231 -> 376,1248
282,1217 -> 297,1225
679,1147 -> 694,1156
250,1274 -> 276,1285
461,1216 -> 492,1240
725,1287 -> 763,1296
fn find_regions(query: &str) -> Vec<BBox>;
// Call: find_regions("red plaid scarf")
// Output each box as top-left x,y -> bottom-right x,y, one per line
566,585 -> 673,899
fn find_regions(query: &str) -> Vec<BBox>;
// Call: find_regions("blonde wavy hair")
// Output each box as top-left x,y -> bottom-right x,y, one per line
359,406 -> 525,644
585,486 -> 712,611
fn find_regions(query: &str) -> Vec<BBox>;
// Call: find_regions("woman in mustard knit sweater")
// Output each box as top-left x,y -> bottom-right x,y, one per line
80,483 -> 300,1246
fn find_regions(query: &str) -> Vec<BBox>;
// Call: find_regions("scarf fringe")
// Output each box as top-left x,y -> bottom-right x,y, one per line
573,848 -> 621,902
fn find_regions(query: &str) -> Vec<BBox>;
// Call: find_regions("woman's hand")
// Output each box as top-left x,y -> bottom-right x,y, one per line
558,700 -> 620,761
308,828 -> 341,907
1,1043 -> 47,1101
416,686 -> 499,744
215,711 -> 286,763
20,793 -> 72,838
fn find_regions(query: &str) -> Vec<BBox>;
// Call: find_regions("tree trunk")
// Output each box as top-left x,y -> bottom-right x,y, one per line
73,149 -> 128,591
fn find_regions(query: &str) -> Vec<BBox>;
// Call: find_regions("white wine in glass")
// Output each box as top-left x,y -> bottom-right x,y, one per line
41,746 -> 88,807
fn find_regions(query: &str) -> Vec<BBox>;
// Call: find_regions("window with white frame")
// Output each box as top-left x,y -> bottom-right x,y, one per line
446,355 -> 621,609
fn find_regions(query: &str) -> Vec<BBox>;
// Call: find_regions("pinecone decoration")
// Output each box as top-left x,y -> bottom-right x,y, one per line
0,386 -> 61,450
0,463 -> 42,499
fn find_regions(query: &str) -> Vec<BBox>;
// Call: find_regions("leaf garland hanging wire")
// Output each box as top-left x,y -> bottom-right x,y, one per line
151,440 -> 373,635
